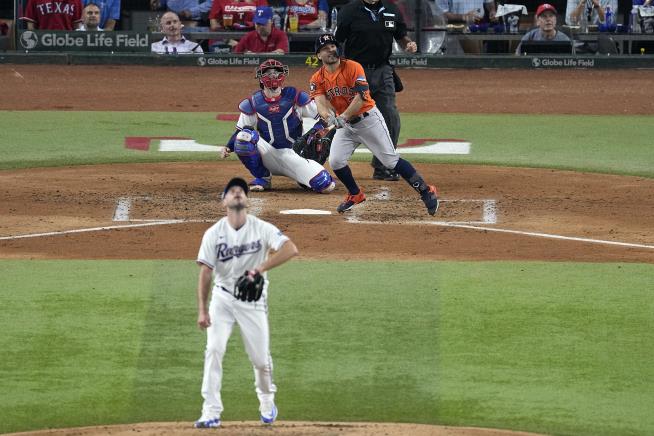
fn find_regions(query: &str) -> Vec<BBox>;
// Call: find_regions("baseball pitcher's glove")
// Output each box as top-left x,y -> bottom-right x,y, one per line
234,271 -> 264,302
292,127 -> 334,165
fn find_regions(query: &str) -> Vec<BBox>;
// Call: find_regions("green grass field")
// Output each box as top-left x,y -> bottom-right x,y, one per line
1,110 -> 653,435
1,111 -> 653,177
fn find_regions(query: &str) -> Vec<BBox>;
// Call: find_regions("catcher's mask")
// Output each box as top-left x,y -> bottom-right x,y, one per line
255,59 -> 289,90
314,33 -> 340,55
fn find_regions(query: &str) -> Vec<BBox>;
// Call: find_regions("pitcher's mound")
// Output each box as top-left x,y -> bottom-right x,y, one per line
7,421 -> 546,436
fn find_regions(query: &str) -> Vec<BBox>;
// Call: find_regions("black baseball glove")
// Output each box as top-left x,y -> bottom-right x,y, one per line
292,127 -> 334,165
233,271 -> 264,302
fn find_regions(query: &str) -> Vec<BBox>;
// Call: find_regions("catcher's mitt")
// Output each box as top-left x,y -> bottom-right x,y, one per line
234,271 -> 264,302
292,127 -> 334,165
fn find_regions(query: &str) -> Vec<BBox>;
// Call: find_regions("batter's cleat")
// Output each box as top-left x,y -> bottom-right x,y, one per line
249,177 -> 271,191
421,185 -> 439,216
194,417 -> 221,428
337,190 -> 366,213
373,167 -> 400,181
260,404 -> 278,425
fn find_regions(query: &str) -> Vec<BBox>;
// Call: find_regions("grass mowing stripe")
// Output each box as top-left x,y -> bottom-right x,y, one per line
1,260 -> 653,436
435,262 -> 654,436
0,260 -> 154,431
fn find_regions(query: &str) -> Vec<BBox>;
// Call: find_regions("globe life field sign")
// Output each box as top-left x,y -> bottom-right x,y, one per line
19,31 -> 150,52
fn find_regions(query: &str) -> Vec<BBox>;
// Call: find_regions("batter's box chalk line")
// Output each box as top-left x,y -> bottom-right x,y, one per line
112,196 -> 264,222
346,198 -> 497,226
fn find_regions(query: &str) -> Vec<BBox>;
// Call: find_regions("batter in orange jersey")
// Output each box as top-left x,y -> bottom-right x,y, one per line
309,33 -> 440,216
309,58 -> 374,118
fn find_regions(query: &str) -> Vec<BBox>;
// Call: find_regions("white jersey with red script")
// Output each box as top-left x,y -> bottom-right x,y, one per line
21,0 -> 82,30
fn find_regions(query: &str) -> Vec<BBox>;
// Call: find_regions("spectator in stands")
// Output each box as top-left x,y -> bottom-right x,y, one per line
285,0 -> 328,30
209,0 -> 266,30
515,3 -> 570,54
233,6 -> 288,53
1,6 -> 14,50
21,0 -> 83,30
82,0 -> 119,30
565,0 -> 617,26
152,11 -> 204,53
151,0 -> 213,28
77,3 -> 103,30
437,0 -> 496,53
268,0 -> 286,28
438,0 -> 496,25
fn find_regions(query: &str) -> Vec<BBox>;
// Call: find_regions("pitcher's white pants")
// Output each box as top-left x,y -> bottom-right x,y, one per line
200,289 -> 276,419
257,139 -> 328,189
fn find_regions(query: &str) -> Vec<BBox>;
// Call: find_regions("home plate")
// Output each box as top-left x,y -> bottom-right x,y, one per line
280,209 -> 332,215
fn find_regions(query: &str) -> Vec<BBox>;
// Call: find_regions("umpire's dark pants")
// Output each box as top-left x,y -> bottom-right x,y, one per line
364,64 -> 400,170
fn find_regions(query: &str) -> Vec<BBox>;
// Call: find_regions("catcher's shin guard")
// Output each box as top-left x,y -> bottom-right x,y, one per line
309,170 -> 335,193
235,129 -> 270,179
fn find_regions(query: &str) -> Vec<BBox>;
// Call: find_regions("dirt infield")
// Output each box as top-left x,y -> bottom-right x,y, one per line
1,65 -> 653,263
0,65 -> 653,435
4,421 -> 548,436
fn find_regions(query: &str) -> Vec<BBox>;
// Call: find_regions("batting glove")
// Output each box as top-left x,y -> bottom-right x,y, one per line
328,114 -> 346,129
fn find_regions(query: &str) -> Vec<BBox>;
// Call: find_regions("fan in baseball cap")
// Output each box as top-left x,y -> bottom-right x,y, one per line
253,6 -> 273,25
223,177 -> 249,198
536,3 -> 557,17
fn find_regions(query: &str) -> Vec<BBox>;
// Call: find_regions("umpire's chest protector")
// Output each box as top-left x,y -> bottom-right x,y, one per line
251,88 -> 303,149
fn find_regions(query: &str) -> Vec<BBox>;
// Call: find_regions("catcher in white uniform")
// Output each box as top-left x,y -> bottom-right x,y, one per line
194,177 -> 299,428
223,59 -> 336,194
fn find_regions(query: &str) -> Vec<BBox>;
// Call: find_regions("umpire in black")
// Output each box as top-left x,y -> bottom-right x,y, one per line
334,0 -> 417,181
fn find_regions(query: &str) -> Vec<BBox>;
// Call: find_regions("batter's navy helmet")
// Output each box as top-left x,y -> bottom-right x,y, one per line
314,33 -> 339,54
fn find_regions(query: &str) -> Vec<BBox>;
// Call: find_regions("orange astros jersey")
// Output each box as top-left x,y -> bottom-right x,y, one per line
309,59 -> 375,116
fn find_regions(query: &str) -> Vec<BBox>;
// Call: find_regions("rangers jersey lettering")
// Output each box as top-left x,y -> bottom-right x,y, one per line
210,0 -> 265,28
197,214 -> 289,296
216,240 -> 263,262
286,0 -> 323,27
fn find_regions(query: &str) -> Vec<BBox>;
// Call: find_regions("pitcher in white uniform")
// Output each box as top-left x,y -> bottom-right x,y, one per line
194,177 -> 299,428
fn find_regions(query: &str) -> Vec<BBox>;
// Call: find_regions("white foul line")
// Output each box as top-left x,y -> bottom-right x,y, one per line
0,220 -> 185,241
442,222 -> 654,250
348,219 -> 654,250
